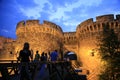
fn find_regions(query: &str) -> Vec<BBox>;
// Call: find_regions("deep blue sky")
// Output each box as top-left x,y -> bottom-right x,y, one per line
0,0 -> 120,39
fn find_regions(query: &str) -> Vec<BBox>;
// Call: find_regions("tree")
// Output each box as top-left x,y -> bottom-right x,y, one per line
98,24 -> 120,80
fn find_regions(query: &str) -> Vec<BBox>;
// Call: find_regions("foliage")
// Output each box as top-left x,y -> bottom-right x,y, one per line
98,24 -> 120,80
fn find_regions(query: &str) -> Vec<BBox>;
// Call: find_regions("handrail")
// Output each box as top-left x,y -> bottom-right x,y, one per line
0,60 -> 18,63
0,61 -> 87,80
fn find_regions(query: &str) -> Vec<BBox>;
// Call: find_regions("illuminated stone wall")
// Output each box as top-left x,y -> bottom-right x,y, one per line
0,36 -> 14,49
76,14 -> 120,80
63,32 -> 78,54
0,36 -> 15,60
15,20 -> 63,57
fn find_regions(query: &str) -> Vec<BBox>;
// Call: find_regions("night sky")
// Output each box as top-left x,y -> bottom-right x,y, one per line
0,0 -> 120,39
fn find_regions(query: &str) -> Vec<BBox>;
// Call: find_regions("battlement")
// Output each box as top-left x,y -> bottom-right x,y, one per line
63,32 -> 76,40
16,20 -> 64,40
116,14 -> 120,21
79,18 -> 93,27
76,14 -> 120,41
63,32 -> 77,45
64,32 -> 76,36
96,14 -> 114,22
16,20 -> 39,29
16,21 -> 25,29
77,14 -> 120,31
44,20 -> 56,26
43,20 -> 63,32
77,14 -> 120,29
16,20 -> 62,32
26,20 -> 39,25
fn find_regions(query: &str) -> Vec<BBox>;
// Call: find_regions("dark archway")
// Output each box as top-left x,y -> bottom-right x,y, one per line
64,51 -> 77,60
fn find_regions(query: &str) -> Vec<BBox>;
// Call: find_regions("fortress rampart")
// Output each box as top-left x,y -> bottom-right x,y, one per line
63,32 -> 78,54
1,14 -> 120,80
96,14 -> 114,22
63,32 -> 77,45
0,36 -> 14,49
76,14 -> 120,80
15,20 -> 64,55
77,14 -> 120,40
16,20 -> 63,39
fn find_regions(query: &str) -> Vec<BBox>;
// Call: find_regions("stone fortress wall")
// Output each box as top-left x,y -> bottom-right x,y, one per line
76,14 -> 120,80
15,20 -> 63,56
0,37 -> 14,49
63,32 -> 77,45
0,36 -> 15,60
63,32 -> 77,53
0,14 -> 120,80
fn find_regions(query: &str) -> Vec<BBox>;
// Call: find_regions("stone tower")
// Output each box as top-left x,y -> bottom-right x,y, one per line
15,20 -> 63,55
76,14 -> 120,80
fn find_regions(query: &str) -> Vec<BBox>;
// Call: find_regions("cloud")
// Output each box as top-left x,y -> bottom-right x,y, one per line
49,7 -> 68,21
49,0 -> 103,21
19,7 -> 41,18
48,0 -> 103,32
18,0 -> 103,20
63,20 -> 80,27
18,0 -> 52,19
1,29 -> 9,33
17,0 -> 105,30
62,20 -> 81,32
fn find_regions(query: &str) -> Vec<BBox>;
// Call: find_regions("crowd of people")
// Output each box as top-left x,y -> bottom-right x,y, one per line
18,42 -> 59,80
0,42 -> 77,80
18,44 -> 59,62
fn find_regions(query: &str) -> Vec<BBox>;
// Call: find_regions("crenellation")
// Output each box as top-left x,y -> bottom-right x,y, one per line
96,14 -> 114,22
44,20 -> 56,27
16,21 -> 25,29
116,14 -> 120,21
16,20 -> 63,39
77,14 -> 120,38
79,18 -> 93,27
43,20 -> 63,32
57,25 -> 63,32
63,32 -> 77,45
14,20 -> 64,55
44,20 -> 53,25
26,20 -> 39,26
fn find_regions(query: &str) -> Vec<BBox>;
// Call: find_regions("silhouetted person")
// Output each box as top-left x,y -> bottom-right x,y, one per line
50,50 -> 58,61
45,53 -> 48,61
34,52 -> 47,80
34,50 -> 40,62
31,49 -> 34,61
40,52 -> 47,69
33,50 -> 40,79
41,52 -> 46,61
49,50 -> 58,80
18,42 -> 32,80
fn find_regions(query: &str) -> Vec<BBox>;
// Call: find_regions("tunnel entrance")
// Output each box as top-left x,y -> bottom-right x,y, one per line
64,51 -> 77,60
